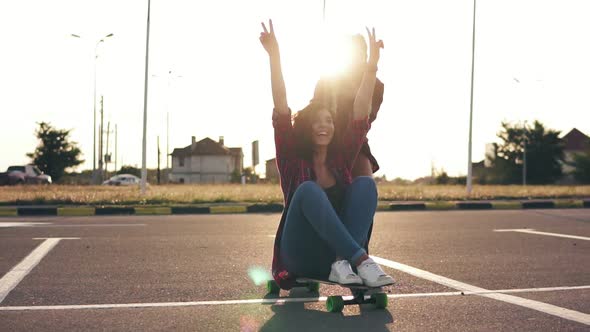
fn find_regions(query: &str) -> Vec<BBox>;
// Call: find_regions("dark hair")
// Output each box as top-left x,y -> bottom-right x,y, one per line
292,102 -> 336,160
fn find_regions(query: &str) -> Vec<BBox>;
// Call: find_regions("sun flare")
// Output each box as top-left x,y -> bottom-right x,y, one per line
317,33 -> 357,78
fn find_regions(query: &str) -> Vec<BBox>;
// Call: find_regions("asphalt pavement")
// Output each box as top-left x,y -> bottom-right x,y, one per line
0,209 -> 588,331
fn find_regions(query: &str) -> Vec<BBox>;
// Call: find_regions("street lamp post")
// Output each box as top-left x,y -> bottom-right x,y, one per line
71,33 -> 114,184
141,0 -> 152,194
466,0 -> 477,195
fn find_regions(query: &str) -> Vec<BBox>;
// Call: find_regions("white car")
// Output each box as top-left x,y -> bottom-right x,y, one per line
102,174 -> 141,186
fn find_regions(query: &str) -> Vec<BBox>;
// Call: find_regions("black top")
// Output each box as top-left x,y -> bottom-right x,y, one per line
324,182 -> 345,216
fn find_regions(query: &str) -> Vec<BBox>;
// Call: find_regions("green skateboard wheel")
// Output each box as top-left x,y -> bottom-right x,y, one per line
326,296 -> 344,313
266,280 -> 280,294
372,293 -> 388,309
307,282 -> 320,292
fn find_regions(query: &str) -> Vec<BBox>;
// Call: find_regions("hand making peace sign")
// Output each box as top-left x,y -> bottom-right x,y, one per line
259,19 -> 279,57
365,27 -> 384,66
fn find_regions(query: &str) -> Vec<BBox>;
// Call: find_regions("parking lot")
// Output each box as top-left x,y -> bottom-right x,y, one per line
0,209 -> 589,331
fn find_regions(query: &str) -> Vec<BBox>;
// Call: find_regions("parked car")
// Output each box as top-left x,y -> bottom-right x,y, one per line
0,165 -> 52,185
102,174 -> 142,186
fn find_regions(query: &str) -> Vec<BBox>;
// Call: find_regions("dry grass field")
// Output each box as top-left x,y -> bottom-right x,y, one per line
0,184 -> 589,206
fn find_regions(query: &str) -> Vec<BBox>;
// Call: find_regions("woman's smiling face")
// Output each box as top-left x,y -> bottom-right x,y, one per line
311,108 -> 335,147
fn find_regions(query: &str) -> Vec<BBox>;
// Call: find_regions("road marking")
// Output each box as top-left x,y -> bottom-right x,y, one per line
33,224 -> 146,227
0,284 -> 588,311
0,223 -> 145,228
0,238 -> 79,304
0,222 -> 51,228
371,256 -> 590,326
494,229 -> 590,241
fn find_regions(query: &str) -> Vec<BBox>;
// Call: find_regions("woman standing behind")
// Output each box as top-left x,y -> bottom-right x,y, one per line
312,34 -> 385,177
260,20 -> 394,289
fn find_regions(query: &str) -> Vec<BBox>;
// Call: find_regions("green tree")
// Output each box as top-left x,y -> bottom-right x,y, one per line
26,122 -> 84,182
488,121 -> 564,184
230,167 -> 260,184
571,150 -> 590,184
117,165 -> 141,177
434,170 -> 450,185
230,169 -> 242,183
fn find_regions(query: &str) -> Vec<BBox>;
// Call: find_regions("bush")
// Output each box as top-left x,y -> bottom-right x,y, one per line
572,151 -> 590,184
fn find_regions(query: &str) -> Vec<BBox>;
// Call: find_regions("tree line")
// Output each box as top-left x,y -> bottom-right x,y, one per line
24,121 -> 590,185
435,121 -> 590,185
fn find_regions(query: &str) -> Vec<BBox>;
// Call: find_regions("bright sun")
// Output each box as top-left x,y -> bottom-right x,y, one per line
318,34 -> 358,78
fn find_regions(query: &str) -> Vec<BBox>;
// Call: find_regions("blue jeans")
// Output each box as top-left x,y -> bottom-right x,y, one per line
279,176 -> 378,279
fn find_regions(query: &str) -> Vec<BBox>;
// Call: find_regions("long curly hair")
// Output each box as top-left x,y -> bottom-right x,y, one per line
292,101 -> 337,161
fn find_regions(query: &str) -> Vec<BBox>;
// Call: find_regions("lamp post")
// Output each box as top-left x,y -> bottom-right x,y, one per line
71,32 -> 114,184
466,0 -> 477,195
141,0 -> 152,194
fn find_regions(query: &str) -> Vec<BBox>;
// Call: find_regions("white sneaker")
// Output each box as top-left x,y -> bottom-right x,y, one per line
328,260 -> 363,285
357,258 -> 395,287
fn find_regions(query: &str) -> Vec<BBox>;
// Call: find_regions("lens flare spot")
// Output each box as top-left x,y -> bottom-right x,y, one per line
247,266 -> 272,286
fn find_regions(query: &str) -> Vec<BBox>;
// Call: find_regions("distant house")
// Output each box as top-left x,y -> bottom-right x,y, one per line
170,136 -> 243,184
561,128 -> 590,175
265,158 -> 279,183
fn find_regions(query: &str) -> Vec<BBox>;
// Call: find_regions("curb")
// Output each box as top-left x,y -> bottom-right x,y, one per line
521,201 -> 555,209
17,207 -> 58,216
457,202 -> 493,210
95,207 -> 135,215
246,204 -> 284,213
170,206 -> 211,215
0,200 -> 588,217
389,203 -> 426,211
389,200 -> 589,212
0,208 -> 17,217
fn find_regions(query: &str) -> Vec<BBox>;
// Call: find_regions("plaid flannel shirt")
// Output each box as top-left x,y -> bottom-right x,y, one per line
271,108 -> 370,289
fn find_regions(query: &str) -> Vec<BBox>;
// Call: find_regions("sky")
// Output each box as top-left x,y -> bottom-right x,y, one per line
1,0 -> 589,180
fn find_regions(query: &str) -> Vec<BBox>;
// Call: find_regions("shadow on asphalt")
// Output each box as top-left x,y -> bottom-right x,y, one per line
259,288 -> 394,331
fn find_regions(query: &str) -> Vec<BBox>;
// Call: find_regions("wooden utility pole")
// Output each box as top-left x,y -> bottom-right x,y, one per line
166,112 -> 169,169
98,96 -> 104,183
114,124 -> 118,173
105,121 -> 111,179
157,136 -> 161,185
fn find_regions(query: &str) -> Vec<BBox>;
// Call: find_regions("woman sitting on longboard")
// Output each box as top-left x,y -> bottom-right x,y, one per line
259,20 -> 394,289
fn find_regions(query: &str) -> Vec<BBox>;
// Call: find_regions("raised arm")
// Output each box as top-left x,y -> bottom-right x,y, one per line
353,28 -> 384,120
260,19 -> 289,115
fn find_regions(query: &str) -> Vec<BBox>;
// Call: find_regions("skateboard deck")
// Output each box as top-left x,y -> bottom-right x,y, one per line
266,277 -> 392,312
295,277 -> 388,290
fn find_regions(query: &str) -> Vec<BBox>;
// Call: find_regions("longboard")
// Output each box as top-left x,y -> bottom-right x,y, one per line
295,277 -> 386,290
266,277 -> 392,312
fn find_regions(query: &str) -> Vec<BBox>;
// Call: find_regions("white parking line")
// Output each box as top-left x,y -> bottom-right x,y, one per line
371,256 -> 590,326
0,223 -> 145,228
0,238 -> 79,303
0,285 -> 588,311
0,222 -> 50,228
494,229 -> 590,241
36,224 -> 146,227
